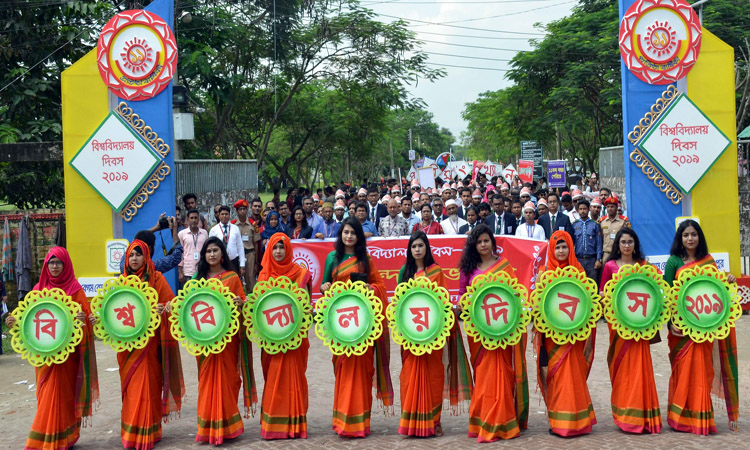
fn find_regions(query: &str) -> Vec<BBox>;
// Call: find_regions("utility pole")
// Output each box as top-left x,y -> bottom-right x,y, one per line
389,141 -> 395,179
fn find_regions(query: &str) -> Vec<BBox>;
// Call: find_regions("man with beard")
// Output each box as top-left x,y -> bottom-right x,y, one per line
313,202 -> 339,239
440,199 -> 467,235
400,197 -> 420,230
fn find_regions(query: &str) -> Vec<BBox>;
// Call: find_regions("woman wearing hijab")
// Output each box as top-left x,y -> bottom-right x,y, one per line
118,239 -> 184,450
458,225 -> 528,442
599,229 -> 661,434
534,230 -> 596,437
261,211 -> 286,249
191,237 -> 256,445
663,220 -> 739,435
319,217 -> 393,437
5,247 -> 99,450
396,232 -> 472,437
257,233 -> 312,439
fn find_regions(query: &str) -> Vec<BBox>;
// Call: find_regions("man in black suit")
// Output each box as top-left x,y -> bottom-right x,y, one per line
537,191 -> 575,239
366,186 -> 387,229
483,194 -> 517,235
457,187 -> 473,219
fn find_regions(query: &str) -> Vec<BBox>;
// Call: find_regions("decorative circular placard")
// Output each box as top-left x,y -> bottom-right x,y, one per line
170,278 -> 240,356
91,275 -> 160,352
619,0 -> 702,85
602,263 -> 671,341
243,276 -> 312,354
460,272 -> 530,350
669,265 -> 741,343
386,277 -> 454,355
9,288 -> 83,367
529,266 -> 601,345
97,10 -> 177,101
314,280 -> 384,356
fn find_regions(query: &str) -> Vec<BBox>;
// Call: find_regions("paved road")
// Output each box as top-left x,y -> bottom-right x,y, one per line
2,320 -> 749,449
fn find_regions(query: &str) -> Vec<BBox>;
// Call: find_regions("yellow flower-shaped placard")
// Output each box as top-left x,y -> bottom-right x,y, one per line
529,266 -> 601,345
460,271 -> 530,350
387,277 -> 454,356
170,278 -> 240,356
602,263 -> 670,341
669,264 -> 741,343
244,276 -> 312,354
91,275 -> 160,352
314,280 -> 384,356
10,288 -> 83,367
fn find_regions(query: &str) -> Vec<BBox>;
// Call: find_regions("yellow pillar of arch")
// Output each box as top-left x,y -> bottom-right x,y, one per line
687,29 -> 740,275
61,50 -> 113,276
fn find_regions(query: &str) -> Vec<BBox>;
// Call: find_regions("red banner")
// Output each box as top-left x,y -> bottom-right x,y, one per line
518,159 -> 534,184
291,235 -> 548,304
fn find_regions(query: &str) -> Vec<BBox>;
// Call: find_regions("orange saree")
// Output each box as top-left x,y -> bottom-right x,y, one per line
119,241 -> 184,450
25,290 -> 99,450
397,264 -> 445,437
258,233 -> 312,439
534,231 -> 596,437
322,251 -> 393,437
664,255 -> 739,435
460,257 -> 528,442
195,270 -> 255,445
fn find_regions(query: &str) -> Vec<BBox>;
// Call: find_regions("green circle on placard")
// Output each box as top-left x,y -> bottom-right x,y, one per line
471,284 -> 520,339
326,293 -> 373,345
22,300 -> 70,356
100,287 -> 149,340
179,289 -> 230,344
253,290 -> 302,342
395,290 -> 443,344
542,279 -> 591,332
678,277 -> 731,332
612,277 -> 662,331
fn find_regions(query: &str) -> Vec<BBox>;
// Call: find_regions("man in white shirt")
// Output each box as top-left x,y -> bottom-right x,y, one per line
209,205 -> 245,276
178,208 -> 209,285
515,201 -> 546,240
441,199 -> 467,235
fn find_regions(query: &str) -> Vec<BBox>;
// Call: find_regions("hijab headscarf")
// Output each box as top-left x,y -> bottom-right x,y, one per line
260,211 -> 285,240
123,239 -> 157,283
545,230 -> 585,272
33,246 -> 83,295
258,233 -> 310,286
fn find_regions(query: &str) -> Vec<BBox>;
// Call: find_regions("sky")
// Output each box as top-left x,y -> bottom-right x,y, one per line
363,0 -> 578,141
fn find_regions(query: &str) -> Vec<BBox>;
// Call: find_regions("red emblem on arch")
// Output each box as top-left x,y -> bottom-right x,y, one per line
97,10 -> 177,101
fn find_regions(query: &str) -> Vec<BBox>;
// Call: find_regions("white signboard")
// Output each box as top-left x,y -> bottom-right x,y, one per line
79,277 -> 114,297
69,111 -> 162,212
407,165 -> 417,182
417,167 -> 436,190
449,161 -> 471,180
481,160 -> 503,178
502,164 -> 517,184
408,149 -> 416,161
648,252 -> 729,274
638,93 -> 732,193
106,239 -> 129,273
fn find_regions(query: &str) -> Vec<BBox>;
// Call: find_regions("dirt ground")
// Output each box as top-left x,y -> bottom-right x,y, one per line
1,320 -> 750,449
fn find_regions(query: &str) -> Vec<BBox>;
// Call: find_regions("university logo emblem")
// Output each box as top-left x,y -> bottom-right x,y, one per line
619,0 -> 701,85
293,248 -> 320,287
97,10 -> 177,100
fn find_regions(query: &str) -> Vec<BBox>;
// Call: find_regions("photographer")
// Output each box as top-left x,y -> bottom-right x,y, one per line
118,213 -> 183,274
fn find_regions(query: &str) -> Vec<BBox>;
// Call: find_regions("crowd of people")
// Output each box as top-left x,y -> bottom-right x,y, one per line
3,174 -> 740,449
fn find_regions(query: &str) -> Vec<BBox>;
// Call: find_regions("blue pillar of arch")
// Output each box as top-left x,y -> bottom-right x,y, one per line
120,0 -> 177,288
620,0 -> 681,258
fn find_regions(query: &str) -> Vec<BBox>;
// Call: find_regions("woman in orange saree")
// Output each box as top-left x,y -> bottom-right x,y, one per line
395,231 -> 472,437
600,228 -> 661,434
534,230 -> 596,437
192,237 -> 256,445
5,247 -> 99,450
257,233 -> 312,439
458,225 -> 528,442
119,239 -> 184,450
664,220 -> 739,435
320,217 -> 393,437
